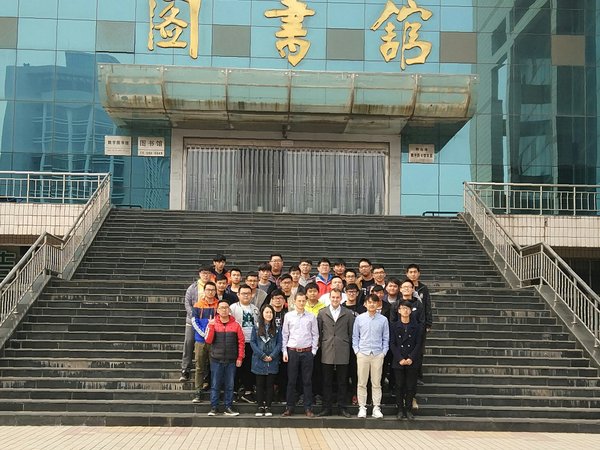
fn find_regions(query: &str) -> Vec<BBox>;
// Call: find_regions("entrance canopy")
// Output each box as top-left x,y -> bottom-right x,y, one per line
98,65 -> 477,135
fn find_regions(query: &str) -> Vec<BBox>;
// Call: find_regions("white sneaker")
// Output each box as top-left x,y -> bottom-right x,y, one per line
412,398 -> 419,410
372,406 -> 383,419
357,406 -> 367,418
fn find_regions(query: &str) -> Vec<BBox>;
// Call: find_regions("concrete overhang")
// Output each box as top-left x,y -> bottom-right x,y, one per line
98,65 -> 477,136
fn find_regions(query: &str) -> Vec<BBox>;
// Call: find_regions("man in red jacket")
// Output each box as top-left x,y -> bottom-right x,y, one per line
205,300 -> 245,416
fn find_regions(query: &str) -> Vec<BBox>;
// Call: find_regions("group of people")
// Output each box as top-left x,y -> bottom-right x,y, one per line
180,253 -> 433,419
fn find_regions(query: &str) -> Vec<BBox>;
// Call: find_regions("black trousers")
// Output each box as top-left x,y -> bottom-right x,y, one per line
255,373 -> 276,407
286,350 -> 314,410
236,343 -> 254,392
394,365 -> 418,413
417,330 -> 428,379
321,363 -> 349,410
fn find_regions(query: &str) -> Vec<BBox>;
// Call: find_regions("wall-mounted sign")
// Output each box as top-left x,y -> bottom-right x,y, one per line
408,144 -> 434,163
138,137 -> 165,157
146,0 -> 432,70
105,136 -> 132,156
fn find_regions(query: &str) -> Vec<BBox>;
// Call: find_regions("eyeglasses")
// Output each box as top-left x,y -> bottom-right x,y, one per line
400,285 -> 413,289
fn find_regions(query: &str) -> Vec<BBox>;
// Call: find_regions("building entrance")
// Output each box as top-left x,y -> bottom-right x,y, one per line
185,142 -> 387,214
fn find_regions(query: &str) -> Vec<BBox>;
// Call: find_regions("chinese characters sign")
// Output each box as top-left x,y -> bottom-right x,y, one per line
148,0 -> 201,59
408,144 -> 434,163
105,136 -> 132,156
146,0 -> 432,70
371,0 -> 432,70
265,0 -> 315,66
138,137 -> 166,157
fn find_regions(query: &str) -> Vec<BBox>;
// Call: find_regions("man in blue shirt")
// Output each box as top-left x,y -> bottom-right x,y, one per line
352,293 -> 389,419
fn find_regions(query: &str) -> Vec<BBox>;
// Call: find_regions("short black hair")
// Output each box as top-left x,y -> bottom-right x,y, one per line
204,281 -> 216,289
333,259 -> 346,266
305,282 -> 319,292
318,257 -> 331,265
213,254 -> 226,262
258,263 -> 272,272
289,265 -> 300,272
401,278 -> 415,287
238,283 -> 252,293
358,258 -> 372,266
279,273 -> 292,282
270,289 -> 285,298
387,277 -> 401,287
229,267 -> 241,275
300,258 -> 312,265
406,263 -> 421,272
345,268 -> 357,276
345,283 -> 359,291
215,273 -> 228,282
246,271 -> 259,278
372,285 -> 385,293
270,253 -> 283,260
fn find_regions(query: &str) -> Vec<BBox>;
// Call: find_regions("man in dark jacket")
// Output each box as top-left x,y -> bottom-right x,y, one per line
317,288 -> 355,418
390,301 -> 423,420
204,300 -> 245,416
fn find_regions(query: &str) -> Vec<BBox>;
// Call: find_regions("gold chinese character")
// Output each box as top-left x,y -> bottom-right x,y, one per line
148,0 -> 201,59
265,0 -> 315,66
371,0 -> 432,70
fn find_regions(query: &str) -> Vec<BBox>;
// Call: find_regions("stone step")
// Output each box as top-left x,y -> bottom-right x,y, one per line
29,307 -> 185,318
425,346 -> 585,359
424,364 -> 597,378
421,373 -> 600,388
433,315 -> 559,325
0,358 -> 186,370
423,355 -> 591,368
420,383 -> 600,398
8,339 -> 182,351
24,315 -> 184,326
0,410 -> 598,432
425,338 -> 577,350
12,331 -> 184,342
1,349 -> 181,360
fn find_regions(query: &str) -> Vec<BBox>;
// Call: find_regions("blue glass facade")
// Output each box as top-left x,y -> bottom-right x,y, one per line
0,0 -> 597,213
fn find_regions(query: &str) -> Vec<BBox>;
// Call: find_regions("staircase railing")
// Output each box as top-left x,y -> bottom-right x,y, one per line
0,173 -> 111,327
463,182 -> 600,348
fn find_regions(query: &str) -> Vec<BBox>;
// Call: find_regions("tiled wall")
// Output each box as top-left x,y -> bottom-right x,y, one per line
0,0 -> 597,213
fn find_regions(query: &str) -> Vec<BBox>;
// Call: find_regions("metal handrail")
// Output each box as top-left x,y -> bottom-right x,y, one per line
0,173 -> 111,326
0,171 -> 108,204
467,182 -> 600,215
463,182 -> 600,347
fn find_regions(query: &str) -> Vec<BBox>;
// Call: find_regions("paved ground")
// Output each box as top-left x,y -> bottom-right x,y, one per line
0,427 -> 598,450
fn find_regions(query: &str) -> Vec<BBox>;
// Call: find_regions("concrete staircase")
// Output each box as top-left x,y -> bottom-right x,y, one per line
0,210 -> 598,431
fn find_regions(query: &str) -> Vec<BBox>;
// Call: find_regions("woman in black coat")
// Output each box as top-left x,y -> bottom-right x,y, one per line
389,300 -> 423,420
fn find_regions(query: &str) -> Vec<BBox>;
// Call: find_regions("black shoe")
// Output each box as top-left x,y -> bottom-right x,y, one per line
179,371 -> 190,382
340,409 -> 351,418
224,407 -> 239,416
192,395 -> 202,403
317,409 -> 331,417
207,408 -> 218,416
255,407 -> 265,417
281,408 -> 293,417
417,379 -> 425,386
406,411 -> 415,420
264,407 -> 273,417
241,391 -> 256,403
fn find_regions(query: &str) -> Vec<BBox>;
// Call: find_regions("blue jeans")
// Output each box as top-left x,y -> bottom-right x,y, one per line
210,360 -> 236,408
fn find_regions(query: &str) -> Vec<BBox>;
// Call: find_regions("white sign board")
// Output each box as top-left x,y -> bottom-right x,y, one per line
408,144 -> 435,163
104,136 -> 131,156
138,137 -> 165,157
